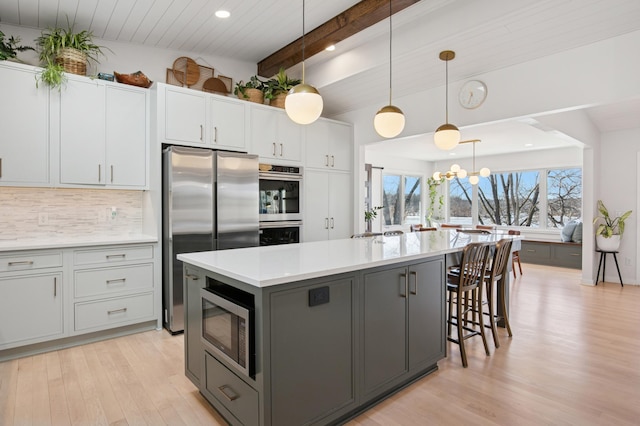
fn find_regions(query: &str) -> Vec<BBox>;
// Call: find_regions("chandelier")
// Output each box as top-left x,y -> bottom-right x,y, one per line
433,139 -> 490,185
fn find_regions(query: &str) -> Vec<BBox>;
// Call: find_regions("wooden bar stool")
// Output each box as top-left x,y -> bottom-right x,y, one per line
441,223 -> 462,229
482,239 -> 514,348
508,230 -> 522,278
446,242 -> 492,367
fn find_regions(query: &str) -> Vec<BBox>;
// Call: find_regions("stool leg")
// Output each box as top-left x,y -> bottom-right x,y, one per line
456,293 -> 468,368
476,287 -> 491,356
485,279 -> 499,348
612,253 -> 624,287
595,252 -> 604,285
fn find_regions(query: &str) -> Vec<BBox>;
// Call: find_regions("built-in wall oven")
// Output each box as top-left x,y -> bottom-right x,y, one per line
259,164 -> 302,222
201,279 -> 255,378
259,164 -> 303,245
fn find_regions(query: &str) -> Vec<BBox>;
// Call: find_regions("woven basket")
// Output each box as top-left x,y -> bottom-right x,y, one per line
241,88 -> 264,104
270,93 -> 287,109
56,47 -> 87,76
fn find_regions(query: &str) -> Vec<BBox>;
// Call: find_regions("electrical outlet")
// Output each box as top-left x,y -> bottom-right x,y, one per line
625,257 -> 631,266
38,212 -> 49,225
110,206 -> 117,220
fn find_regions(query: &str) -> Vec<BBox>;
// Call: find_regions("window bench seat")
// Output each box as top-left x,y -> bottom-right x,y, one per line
519,240 -> 582,269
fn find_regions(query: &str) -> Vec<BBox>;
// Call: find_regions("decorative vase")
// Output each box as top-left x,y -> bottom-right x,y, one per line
596,234 -> 621,251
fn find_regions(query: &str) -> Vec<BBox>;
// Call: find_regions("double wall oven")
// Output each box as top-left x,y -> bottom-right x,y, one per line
258,164 -> 302,245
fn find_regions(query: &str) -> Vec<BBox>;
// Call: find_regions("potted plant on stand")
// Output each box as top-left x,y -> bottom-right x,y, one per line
593,199 -> 632,251
35,23 -> 109,89
264,67 -> 301,109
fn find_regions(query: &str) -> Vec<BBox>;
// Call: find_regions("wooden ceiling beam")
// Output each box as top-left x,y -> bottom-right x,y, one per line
257,0 -> 421,77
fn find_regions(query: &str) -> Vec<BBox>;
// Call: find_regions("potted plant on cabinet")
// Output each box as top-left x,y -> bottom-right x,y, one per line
0,30 -> 34,61
233,76 -> 266,104
35,23 -> 109,89
593,199 -> 632,251
264,67 -> 301,109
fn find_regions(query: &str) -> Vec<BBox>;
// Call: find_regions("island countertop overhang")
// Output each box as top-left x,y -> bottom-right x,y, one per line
177,230 -> 520,288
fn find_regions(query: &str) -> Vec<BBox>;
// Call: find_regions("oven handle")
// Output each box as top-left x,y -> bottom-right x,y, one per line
259,171 -> 303,181
259,221 -> 303,229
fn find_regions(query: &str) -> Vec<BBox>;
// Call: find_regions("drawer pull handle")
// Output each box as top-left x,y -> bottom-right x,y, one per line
107,308 -> 127,315
185,274 -> 200,280
400,273 -> 408,298
410,270 -> 418,295
106,254 -> 126,260
570,253 -> 580,256
54,277 -> 57,297
526,249 -> 536,252
106,278 -> 126,285
8,260 -> 34,266
331,155 -> 335,167
325,154 -> 329,166
217,385 -> 239,402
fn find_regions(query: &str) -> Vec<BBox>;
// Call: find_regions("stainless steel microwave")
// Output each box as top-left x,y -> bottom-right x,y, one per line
201,287 -> 255,378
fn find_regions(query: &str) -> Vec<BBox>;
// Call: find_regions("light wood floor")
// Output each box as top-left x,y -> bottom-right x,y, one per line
1,264 -> 639,425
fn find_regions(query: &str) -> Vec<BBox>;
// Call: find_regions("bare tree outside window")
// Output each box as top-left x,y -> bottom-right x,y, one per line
547,168 -> 582,227
478,171 -> 540,226
449,178 -> 472,224
382,174 -> 422,225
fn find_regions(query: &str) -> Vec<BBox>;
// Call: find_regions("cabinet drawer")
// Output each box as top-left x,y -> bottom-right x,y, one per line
74,292 -> 154,331
0,251 -> 63,272
205,352 -> 259,426
74,264 -> 153,298
74,245 -> 153,266
520,242 -> 551,260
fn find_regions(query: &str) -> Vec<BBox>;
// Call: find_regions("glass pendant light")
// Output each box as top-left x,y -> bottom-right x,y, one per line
285,0 -> 323,125
433,50 -> 460,150
374,0 -> 405,138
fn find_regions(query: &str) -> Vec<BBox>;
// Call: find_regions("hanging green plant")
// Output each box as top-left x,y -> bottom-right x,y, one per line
0,30 -> 35,61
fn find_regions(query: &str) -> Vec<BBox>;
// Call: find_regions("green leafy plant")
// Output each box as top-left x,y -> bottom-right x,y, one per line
0,30 -> 34,61
593,199 -> 632,237
35,21 -> 109,89
233,75 -> 265,99
365,206 -> 383,222
263,67 -> 300,100
426,177 -> 445,227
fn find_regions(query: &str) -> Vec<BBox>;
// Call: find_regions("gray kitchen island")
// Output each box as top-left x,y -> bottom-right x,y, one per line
178,230 -> 519,426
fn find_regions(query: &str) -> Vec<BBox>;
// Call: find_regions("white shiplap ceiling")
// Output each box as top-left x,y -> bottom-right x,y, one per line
2,0 -> 640,160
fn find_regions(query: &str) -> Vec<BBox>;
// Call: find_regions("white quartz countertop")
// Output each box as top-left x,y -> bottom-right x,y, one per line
178,230 -> 520,288
0,234 -> 158,252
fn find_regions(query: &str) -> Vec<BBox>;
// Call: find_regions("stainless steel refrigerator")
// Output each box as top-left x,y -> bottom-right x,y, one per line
162,146 -> 259,333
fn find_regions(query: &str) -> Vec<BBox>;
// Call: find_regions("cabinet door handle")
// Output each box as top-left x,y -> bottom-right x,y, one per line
108,307 -> 127,315
54,277 -> 57,297
110,165 -> 114,183
330,217 -> 335,229
200,124 -> 203,141
400,273 -> 408,298
325,155 -> 329,166
106,254 -> 126,260
213,126 -> 218,143
106,278 -> 126,286
0,157 -> 2,178
410,271 -> 418,295
217,385 -> 239,402
272,142 -> 276,156
280,143 -> 283,156
185,273 -> 200,280
331,155 -> 335,167
324,218 -> 329,229
98,164 -> 101,182
8,260 -> 34,266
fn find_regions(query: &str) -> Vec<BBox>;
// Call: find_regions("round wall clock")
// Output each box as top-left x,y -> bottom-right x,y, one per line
458,80 -> 487,109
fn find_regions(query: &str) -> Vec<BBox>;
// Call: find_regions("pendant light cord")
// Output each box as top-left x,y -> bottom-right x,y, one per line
301,0 -> 306,84
445,58 -> 449,124
388,0 -> 393,105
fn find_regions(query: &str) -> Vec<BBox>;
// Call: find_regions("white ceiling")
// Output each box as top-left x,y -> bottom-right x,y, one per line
2,0 -> 639,160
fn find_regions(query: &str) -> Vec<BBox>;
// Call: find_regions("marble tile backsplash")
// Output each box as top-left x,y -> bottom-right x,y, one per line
0,187 -> 143,240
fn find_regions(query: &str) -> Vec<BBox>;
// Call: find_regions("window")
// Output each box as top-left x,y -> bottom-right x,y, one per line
478,171 -> 540,226
448,167 -> 582,229
382,174 -> 422,226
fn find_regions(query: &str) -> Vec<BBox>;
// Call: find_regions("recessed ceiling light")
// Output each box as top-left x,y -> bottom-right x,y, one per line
524,143 -> 534,147
215,10 -> 231,18
325,45 -> 336,52
449,152 -> 457,156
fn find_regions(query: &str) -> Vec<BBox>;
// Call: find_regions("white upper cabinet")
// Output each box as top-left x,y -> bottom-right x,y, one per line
163,86 -> 207,145
0,63 -> 50,186
251,105 -> 302,163
60,78 -> 106,185
304,170 -> 353,242
305,120 -> 353,172
60,77 -> 148,188
209,95 -> 246,151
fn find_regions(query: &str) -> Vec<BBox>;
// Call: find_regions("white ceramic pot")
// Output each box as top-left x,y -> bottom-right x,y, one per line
596,234 -> 621,251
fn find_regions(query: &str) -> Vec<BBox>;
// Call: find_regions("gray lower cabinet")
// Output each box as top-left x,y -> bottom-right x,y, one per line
520,240 -> 582,269
363,257 -> 444,398
270,278 -> 355,426
184,265 -> 205,385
